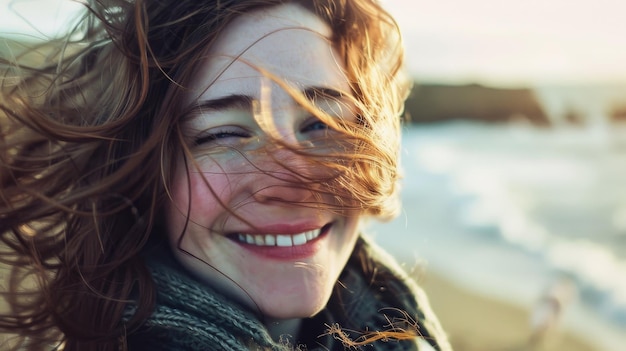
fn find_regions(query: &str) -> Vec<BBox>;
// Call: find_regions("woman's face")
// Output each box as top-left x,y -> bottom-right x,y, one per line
165,3 -> 361,320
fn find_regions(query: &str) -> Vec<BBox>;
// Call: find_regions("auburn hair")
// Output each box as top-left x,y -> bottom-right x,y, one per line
0,0 -> 409,350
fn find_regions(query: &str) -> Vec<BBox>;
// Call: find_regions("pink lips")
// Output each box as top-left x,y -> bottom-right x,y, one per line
233,224 -> 331,260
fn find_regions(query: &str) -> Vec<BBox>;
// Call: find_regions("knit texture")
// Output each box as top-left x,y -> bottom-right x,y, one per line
124,235 -> 452,351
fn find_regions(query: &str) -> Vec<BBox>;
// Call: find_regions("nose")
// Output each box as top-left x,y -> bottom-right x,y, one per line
249,143 -> 322,204
246,84 -> 328,204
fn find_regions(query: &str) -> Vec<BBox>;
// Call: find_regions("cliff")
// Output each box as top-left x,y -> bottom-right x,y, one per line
404,83 -> 550,126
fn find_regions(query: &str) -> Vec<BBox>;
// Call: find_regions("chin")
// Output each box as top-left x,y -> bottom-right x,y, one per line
257,283 -> 333,320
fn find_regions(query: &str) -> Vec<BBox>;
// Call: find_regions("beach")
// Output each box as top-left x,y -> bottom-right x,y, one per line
369,231 -> 608,351
368,121 -> 626,351
412,266 -> 598,351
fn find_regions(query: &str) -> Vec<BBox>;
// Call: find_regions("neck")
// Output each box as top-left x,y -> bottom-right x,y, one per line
265,318 -> 302,343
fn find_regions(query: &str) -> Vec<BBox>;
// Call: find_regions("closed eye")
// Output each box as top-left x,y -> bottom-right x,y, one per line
194,128 -> 251,146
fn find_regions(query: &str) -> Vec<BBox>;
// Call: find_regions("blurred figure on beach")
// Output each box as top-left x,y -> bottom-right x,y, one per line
523,277 -> 577,350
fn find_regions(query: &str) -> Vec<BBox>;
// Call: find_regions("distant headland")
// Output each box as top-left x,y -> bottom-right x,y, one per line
404,82 -> 626,127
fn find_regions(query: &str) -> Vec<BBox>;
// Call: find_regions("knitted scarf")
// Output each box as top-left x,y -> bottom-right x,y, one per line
125,236 -> 451,351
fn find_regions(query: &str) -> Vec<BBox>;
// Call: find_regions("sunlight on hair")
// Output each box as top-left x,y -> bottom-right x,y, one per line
323,308 -> 420,348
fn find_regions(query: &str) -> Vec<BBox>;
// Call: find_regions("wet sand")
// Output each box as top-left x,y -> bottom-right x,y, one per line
415,270 -> 599,351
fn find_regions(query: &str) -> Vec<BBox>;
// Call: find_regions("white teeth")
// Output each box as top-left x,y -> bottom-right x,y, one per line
276,235 -> 292,247
254,235 -> 265,246
235,229 -> 323,247
292,233 -> 307,245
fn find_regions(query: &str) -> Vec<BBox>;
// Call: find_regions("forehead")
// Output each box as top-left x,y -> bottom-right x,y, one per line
213,3 -> 333,55
188,3 -> 348,99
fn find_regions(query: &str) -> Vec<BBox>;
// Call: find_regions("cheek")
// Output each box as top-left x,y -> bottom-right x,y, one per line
168,167 -> 234,225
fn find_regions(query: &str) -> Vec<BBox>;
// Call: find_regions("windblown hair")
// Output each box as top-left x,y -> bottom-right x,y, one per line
0,0 -> 409,350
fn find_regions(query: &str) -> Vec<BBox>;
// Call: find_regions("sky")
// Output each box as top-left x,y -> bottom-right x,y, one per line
2,0 -> 626,86
383,0 -> 626,86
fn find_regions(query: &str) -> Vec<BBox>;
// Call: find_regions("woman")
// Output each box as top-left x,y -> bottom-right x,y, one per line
0,0 -> 451,350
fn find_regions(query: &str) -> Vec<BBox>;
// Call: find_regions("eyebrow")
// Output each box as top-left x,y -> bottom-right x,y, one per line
302,86 -> 346,101
190,87 -> 347,114
192,94 -> 254,113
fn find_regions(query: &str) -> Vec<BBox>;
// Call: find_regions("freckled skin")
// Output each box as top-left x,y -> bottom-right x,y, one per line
165,3 -> 361,322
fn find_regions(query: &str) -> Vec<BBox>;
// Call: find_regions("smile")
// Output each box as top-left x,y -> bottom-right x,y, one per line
236,228 -> 322,247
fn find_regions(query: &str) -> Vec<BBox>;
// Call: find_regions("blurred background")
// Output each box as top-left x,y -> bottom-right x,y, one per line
369,1 -> 626,351
2,0 -> 626,350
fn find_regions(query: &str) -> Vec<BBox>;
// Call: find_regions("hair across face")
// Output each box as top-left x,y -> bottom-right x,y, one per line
0,0 -> 408,349
166,2 -> 363,321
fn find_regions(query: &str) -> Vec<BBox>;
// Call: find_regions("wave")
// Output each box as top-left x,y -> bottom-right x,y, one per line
400,121 -> 626,327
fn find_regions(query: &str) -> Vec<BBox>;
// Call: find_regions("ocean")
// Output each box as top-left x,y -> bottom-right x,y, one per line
370,120 -> 626,351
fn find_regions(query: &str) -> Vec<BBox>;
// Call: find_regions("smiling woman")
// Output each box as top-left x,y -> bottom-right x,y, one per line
0,1 -> 450,350
167,9 -> 363,323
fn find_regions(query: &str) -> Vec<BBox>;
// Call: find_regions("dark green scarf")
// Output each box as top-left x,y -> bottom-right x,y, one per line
125,236 -> 451,351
